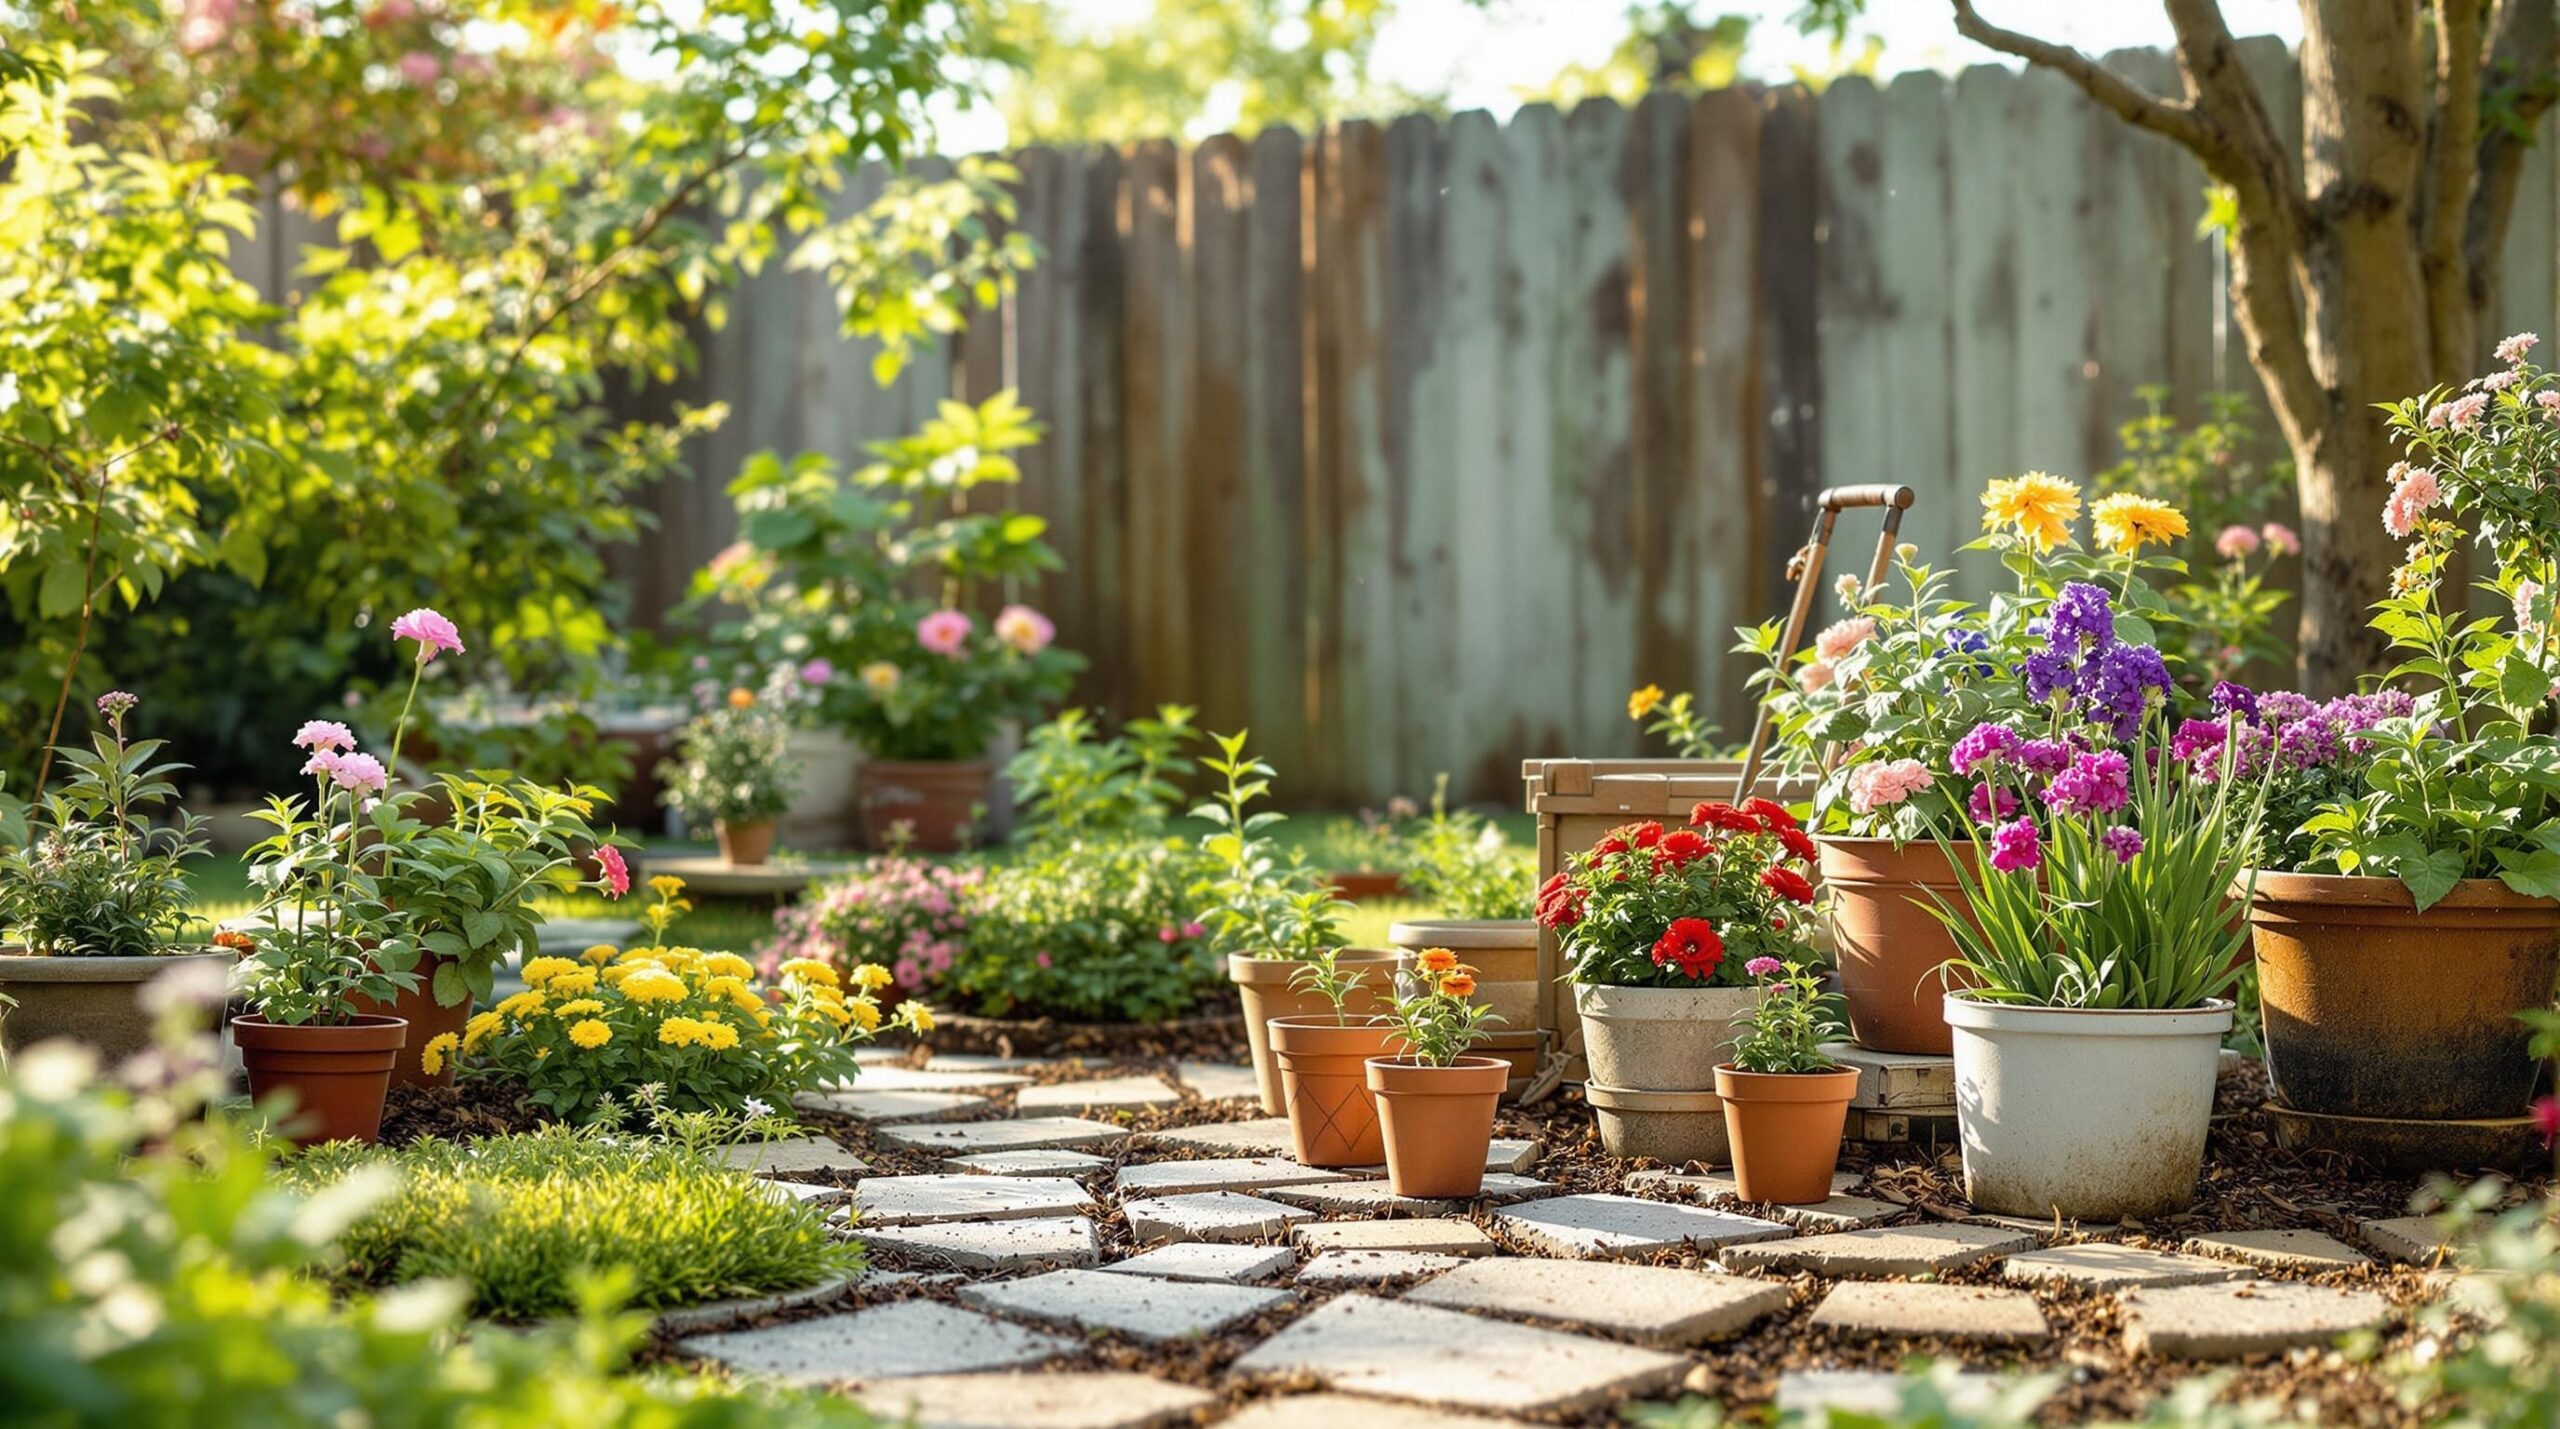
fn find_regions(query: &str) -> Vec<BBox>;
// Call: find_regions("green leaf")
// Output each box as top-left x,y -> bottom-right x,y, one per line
2396,847 -> 2469,913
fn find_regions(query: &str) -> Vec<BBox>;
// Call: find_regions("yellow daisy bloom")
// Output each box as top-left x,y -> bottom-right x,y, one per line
851,963 -> 895,992
496,990 -> 548,1020
621,968 -> 689,1004
568,1018 -> 613,1049
582,943 -> 619,966
2091,493 -> 2189,556
553,998 -> 607,1018
520,957 -> 579,988
420,1031 -> 460,1077
462,1011 -> 504,1051
781,957 -> 841,988
1980,471 -> 2082,552
1627,684 -> 1665,721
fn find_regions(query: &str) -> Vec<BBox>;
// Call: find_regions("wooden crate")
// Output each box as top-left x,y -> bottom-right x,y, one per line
1826,1042 -> 1956,1110
1848,1108 -> 1958,1148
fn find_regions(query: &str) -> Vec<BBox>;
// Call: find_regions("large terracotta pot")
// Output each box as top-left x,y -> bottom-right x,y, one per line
2249,870 -> 2560,1121
349,952 -> 472,1089
1365,1055 -> 1508,1198
716,819 -> 778,867
1714,1063 -> 1859,1205
1388,920 -> 1540,1030
859,759 -> 994,852
1269,1015 -> 1404,1166
0,948 -> 233,1063
1819,836 -> 1980,1055
1229,951 -> 1406,1114
233,1013 -> 408,1145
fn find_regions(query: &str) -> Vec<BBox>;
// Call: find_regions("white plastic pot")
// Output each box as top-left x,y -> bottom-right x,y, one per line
1945,993 -> 2233,1222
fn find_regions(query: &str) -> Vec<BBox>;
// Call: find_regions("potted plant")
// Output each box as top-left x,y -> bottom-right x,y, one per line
1743,473 -> 2197,1053
1266,944 -> 1408,1168
1365,951 -> 1506,1198
1535,799 -> 1814,1165
0,692 -> 227,1063
1194,730 -> 1401,1114
1931,673 -> 2266,1220
1715,959 -> 1858,1204
658,662 -> 806,866
1388,777 -> 1538,1059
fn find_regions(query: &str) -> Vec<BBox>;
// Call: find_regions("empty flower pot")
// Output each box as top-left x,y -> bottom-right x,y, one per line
232,1013 -> 409,1146
1818,836 -> 1981,1055
1388,919 -> 1542,1030
1229,950 -> 1406,1114
1714,1062 -> 1859,1204
1584,1082 -> 1732,1166
1365,1055 -> 1508,1199
858,759 -> 994,852
1269,1015 -> 1404,1166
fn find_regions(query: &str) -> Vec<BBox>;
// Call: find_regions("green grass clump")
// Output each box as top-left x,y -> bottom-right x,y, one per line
284,1125 -> 861,1320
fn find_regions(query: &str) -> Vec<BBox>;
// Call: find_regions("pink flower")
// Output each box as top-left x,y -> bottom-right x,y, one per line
2498,332 -> 2540,365
1846,758 -> 1933,815
396,51 -> 442,86
2214,524 -> 2260,560
2516,580 -> 2546,634
1035,951 -> 1053,968
301,750 -> 343,780
1156,926 -> 1179,944
1989,818 -> 2042,873
2429,393 -> 2489,430
2261,522 -> 2300,556
2383,464 -> 2441,538
1181,921 -> 1206,939
1814,616 -> 1876,663
365,0 -> 417,24
994,604 -> 1056,655
799,658 -> 834,686
2482,369 -> 2523,393
2538,391 -> 2560,414
595,845 -> 630,900
916,609 -> 974,657
1800,660 -> 1837,694
1966,781 -> 2021,824
331,752 -> 389,795
178,0 -> 236,52
294,719 -> 357,752
2534,1094 -> 2560,1147
1743,956 -> 1783,978
390,607 -> 465,661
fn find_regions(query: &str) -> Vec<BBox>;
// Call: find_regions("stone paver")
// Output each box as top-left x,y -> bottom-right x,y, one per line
1141,1118 -> 1297,1157
1103,1242 -> 1297,1285
925,1053 -> 1041,1073
876,1117 -> 1129,1155
1292,1218 -> 1499,1256
849,1372 -> 1213,1429
1216,1393 -> 1532,1429
946,1149 -> 1114,1178
679,1301 -> 1070,1383
1771,1195 -> 1907,1232
848,1175 -> 1093,1227
1722,1224 -> 2033,1279
2183,1228 -> 2374,1272
1630,1168 -> 1861,1201
1777,1370 -> 2007,1418
1017,1074 -> 1184,1113
2002,1244 -> 2255,1292
1113,1157 -> 1351,1198
654,1275 -> 859,1334
1295,1250 -> 1466,1287
856,1216 -> 1102,1271
1809,1282 -> 2051,1344
2120,1281 -> 2393,1360
793,1088 -> 988,1122
1486,1139 -> 1541,1174
1173,1061 -> 1263,1101
1263,1181 -> 1466,1217
1230,1293 -> 1687,1415
855,1064 -> 1034,1092
1123,1192 -> 1314,1244
757,1179 -> 853,1206
1495,1194 -> 1792,1260
960,1267 -> 1289,1343
1405,1258 -> 1792,1347
2360,1215 -> 2457,1267
722,1135 -> 868,1176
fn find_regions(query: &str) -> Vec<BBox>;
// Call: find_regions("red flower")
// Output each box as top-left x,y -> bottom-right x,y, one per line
2535,1094 -> 2560,1148
1651,829 -> 1711,874
1742,797 -> 1802,832
1760,866 -> 1816,905
1690,801 -> 1760,835
1627,821 -> 1665,850
1650,917 -> 1724,979
1593,832 -> 1630,856
1777,826 -> 1819,864
1535,872 -> 1587,929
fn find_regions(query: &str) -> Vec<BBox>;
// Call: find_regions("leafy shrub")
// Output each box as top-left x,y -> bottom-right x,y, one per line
763,856 -> 982,998
0,694 -> 206,955
956,841 -> 1224,1021
1398,778 -> 1532,920
658,665 -> 811,830
284,1123 -> 863,1320
1006,705 -> 1199,847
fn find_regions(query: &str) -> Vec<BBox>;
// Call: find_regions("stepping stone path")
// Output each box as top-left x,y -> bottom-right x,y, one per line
1770,1194 -> 1907,1232
858,1216 -> 1103,1271
857,1064 -> 1034,1091
1172,1061 -> 1262,1101
1494,1194 -> 1792,1260
1112,1157 -> 1348,1197
1123,1191 -> 1313,1244
849,1371 -> 1213,1429
654,1274 -> 860,1334
849,1175 -> 1093,1226
1234,1294 -> 1688,1414
2183,1228 -> 2375,1272
1139,1118 -> 1299,1157
1486,1139 -> 1541,1174
958,1267 -> 1290,1342
1809,1282 -> 2052,1344
722,1135 -> 868,1176
1294,1218 -> 1499,1256
1103,1242 -> 1296,1284
2359,1215 -> 2456,1266
793,1088 -> 987,1122
876,1117 -> 1127,1154
1630,1167 -> 1862,1201
2120,1281 -> 2393,1360
757,1179 -> 853,1206
1218,1394 -> 1533,1429
1295,1250 -> 1467,1286
1722,1223 -> 2035,1278
2002,1243 -> 2253,1292
680,1300 -> 1070,1383
1405,1258 -> 1791,1347
945,1149 -> 1113,1177
1016,1074 -> 1183,1113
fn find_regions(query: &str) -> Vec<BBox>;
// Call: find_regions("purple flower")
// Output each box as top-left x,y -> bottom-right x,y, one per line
1744,956 -> 1784,978
1950,722 -> 2021,777
2047,582 -> 2115,652
2209,681 -> 2259,724
2257,691 -> 2317,725
2100,826 -> 2144,864
2081,643 -> 2172,739
2018,738 -> 2074,778
2170,718 -> 2229,767
2022,648 -> 2078,704
2043,749 -> 2132,817
1940,628 -> 1995,676
95,690 -> 139,719
1989,818 -> 2043,873
1966,781 -> 2021,824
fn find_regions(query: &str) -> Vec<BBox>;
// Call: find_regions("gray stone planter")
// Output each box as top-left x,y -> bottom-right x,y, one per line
1575,982 -> 1763,1091
0,947 -> 234,1063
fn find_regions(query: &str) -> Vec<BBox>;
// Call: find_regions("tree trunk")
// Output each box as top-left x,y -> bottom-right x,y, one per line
2288,404 -> 2404,691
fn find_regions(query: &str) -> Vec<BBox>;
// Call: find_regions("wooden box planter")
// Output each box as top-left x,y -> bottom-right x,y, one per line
1521,758 -> 1814,1082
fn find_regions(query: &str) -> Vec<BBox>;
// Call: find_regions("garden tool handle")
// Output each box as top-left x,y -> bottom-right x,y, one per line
1820,484 -> 1916,514
1736,484 -> 1922,804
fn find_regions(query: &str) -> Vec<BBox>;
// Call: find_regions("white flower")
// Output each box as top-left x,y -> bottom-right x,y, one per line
743,1096 -> 773,1119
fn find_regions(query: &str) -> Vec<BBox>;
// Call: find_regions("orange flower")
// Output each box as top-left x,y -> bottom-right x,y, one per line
1416,948 -> 1459,974
727,686 -> 755,709
1441,973 -> 1477,999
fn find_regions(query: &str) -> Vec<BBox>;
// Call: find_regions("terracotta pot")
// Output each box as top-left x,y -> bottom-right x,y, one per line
2249,870 -> 2560,1122
0,948 -> 233,1063
232,1013 -> 408,1146
1819,837 -> 1981,1054
348,952 -> 472,1089
1229,951 -> 1406,1113
1269,1015 -> 1404,1166
715,819 -> 778,867
1388,919 -> 1540,1030
1365,1055 -> 1508,1198
1714,1062 -> 1859,1204
1325,870 -> 1407,901
859,759 -> 994,852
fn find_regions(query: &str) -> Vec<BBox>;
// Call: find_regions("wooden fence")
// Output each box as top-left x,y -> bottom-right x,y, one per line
604,42 -> 2560,806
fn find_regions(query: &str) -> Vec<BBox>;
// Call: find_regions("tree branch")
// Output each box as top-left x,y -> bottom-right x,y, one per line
2467,0 -> 2560,341
1950,0 -> 2227,159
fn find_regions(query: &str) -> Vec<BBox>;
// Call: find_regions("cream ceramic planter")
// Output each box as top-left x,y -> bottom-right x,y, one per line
1387,919 -> 1539,1030
1574,982 -> 1764,1091
1946,994 -> 2233,1222
1584,1083 -> 1733,1165
0,948 -> 234,1064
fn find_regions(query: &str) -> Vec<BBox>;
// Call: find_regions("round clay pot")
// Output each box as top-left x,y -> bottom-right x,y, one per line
715,818 -> 779,867
1365,1055 -> 1508,1198
232,1013 -> 409,1146
1389,919 -> 1540,1030
0,948 -> 233,1063
1326,870 -> 1407,901
1475,1028 -> 1550,1102
1269,1015 -> 1405,1166
1229,950 -> 1406,1114
1946,994 -> 2231,1221
2249,870 -> 2560,1123
1575,982 -> 1765,1091
348,951 -> 472,1089
859,759 -> 994,852
1818,836 -> 1981,1055
1585,1082 -> 1732,1166
1714,1062 -> 1859,1204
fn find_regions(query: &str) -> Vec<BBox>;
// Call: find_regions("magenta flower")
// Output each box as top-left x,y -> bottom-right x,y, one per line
1950,722 -> 2020,777
595,845 -> 631,900
1966,780 -> 2021,824
1989,818 -> 2042,874
390,607 -> 465,661
2100,826 -> 2145,864
2043,750 -> 2131,817
1744,956 -> 1784,978
799,658 -> 835,686
994,604 -> 1055,655
294,719 -> 357,752
331,752 -> 389,795
916,609 -> 974,657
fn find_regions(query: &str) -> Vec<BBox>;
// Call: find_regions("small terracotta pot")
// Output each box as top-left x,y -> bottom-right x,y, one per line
232,1013 -> 408,1146
348,952 -> 472,1089
1818,837 -> 1981,1054
0,948 -> 233,1063
1325,870 -> 1407,901
1714,1062 -> 1859,1204
1229,950 -> 1406,1113
859,759 -> 994,852
715,818 -> 778,867
1269,1015 -> 1405,1166
1365,1055 -> 1508,1199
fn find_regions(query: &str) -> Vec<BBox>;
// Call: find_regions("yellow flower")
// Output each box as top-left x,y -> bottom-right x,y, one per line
420,1031 -> 460,1077
807,981 -> 846,1005
568,1018 -> 613,1049
553,998 -> 607,1018
582,943 -> 619,966
657,1017 -> 705,1047
859,661 -> 901,695
851,963 -> 894,992
599,962 -> 635,986
496,990 -> 548,1020
1627,684 -> 1665,721
781,957 -> 841,988
2091,493 -> 2189,556
462,1011 -> 504,1052
701,951 -> 755,981
699,1021 -> 740,1051
546,968 -> 598,997
649,874 -> 687,899
906,1003 -> 936,1034
848,1000 -> 882,1033
616,947 -> 665,964
1980,471 -> 2082,552
621,968 -> 689,1004
521,957 -> 579,988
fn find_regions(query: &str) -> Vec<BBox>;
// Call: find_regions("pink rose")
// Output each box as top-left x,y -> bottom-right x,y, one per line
331,752 -> 389,796
916,609 -> 974,657
390,607 -> 465,661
